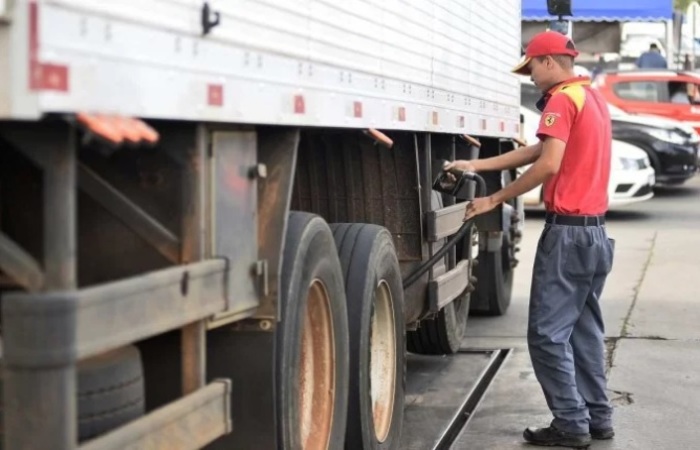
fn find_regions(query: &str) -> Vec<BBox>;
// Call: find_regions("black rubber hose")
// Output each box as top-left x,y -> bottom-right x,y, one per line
402,172 -> 486,289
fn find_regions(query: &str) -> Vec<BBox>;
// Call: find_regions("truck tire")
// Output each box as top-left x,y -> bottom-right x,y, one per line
471,233 -> 514,316
77,345 -> 145,440
0,345 -> 145,445
406,192 -> 471,355
277,212 -> 350,450
329,223 -> 405,450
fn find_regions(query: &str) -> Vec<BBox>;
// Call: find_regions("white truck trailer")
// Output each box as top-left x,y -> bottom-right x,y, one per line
0,0 -> 523,448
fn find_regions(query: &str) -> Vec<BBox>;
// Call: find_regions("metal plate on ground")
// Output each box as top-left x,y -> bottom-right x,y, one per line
400,350 -> 497,450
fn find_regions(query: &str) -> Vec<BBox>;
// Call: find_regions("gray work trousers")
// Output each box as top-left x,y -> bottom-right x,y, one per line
528,221 -> 615,434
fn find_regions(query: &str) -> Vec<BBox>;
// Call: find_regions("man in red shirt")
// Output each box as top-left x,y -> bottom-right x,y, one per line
445,31 -> 615,448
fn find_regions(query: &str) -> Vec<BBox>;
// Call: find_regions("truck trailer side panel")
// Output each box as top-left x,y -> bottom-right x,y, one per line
0,0 -> 521,136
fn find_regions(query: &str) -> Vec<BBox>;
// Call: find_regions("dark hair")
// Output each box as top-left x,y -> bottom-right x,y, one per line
536,54 -> 574,69
650,43 -> 659,49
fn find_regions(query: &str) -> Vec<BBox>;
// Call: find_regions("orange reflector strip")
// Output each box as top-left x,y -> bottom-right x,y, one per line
108,116 -> 141,145
365,128 -> 393,149
129,118 -> 160,144
208,84 -> 223,106
398,107 -> 406,122
76,113 -> 160,146
460,134 -> 481,148
77,113 -> 123,145
353,101 -> 363,118
294,95 -> 305,114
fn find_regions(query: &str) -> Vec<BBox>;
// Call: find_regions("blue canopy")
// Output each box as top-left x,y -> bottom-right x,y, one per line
522,0 -> 673,22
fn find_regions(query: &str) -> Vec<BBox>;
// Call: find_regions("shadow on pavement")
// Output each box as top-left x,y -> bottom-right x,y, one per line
653,185 -> 700,198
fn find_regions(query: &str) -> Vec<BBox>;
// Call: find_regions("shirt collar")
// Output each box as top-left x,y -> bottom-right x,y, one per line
536,76 -> 592,111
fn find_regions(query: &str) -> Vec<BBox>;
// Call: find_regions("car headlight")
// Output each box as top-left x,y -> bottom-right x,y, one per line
647,129 -> 688,145
689,130 -> 700,144
612,155 -> 624,170
614,157 -> 639,171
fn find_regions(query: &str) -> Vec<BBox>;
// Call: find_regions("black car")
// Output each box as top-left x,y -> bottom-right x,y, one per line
521,82 -> 699,186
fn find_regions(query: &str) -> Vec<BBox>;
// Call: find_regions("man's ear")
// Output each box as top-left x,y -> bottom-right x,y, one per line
545,55 -> 555,69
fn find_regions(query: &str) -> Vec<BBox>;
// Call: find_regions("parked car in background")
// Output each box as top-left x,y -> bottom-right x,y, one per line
521,80 -> 698,186
593,70 -> 700,132
520,107 -> 655,209
606,103 -> 699,185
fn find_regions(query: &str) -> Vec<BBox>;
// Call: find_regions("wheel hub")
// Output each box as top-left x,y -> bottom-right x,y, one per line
299,279 -> 335,450
370,280 -> 397,443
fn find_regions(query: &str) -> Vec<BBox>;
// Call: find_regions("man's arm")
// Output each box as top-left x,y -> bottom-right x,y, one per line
445,141 -> 543,173
463,137 -> 565,220
491,137 -> 565,205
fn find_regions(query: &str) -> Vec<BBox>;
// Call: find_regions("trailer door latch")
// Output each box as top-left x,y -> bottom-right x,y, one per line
201,2 -> 221,36
253,260 -> 269,297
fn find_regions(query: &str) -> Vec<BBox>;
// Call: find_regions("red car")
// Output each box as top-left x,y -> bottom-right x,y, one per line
594,70 -> 700,133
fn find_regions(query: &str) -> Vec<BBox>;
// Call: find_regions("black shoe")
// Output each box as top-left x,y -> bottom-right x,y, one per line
523,426 -> 592,448
590,427 -> 615,440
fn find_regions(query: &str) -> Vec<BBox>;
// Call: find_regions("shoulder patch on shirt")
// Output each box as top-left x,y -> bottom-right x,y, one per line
544,113 -> 557,127
554,85 -> 586,113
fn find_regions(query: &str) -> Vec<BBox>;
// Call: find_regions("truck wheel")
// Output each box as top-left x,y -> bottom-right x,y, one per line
406,297 -> 470,355
471,233 -> 514,316
329,223 -> 405,450
277,212 -> 350,450
406,192 -> 472,355
77,345 -> 146,440
0,345 -> 145,445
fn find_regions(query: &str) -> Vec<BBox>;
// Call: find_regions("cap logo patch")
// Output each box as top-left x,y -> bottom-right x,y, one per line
544,113 -> 557,127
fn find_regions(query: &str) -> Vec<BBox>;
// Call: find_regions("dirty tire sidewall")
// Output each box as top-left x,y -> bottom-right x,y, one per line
472,233 -> 512,316
0,345 -> 145,445
406,192 -> 469,355
277,212 -> 350,450
77,345 -> 145,440
331,224 -> 405,450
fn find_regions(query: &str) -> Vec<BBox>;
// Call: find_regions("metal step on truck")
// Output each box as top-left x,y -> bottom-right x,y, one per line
0,0 -> 524,448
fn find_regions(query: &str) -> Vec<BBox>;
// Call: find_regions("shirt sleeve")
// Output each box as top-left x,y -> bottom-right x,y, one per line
536,92 -> 577,143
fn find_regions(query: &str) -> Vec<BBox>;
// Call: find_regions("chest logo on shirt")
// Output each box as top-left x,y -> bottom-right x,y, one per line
544,113 -> 557,127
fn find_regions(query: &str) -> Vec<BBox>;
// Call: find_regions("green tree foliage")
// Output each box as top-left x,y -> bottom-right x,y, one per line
677,0 -> 699,11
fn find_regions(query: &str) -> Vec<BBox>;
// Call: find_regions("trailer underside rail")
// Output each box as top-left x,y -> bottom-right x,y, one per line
80,380 -> 232,450
400,348 -> 512,450
3,259 -> 229,362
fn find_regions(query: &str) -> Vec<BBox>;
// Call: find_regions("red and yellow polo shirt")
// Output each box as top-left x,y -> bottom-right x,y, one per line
536,77 -> 612,215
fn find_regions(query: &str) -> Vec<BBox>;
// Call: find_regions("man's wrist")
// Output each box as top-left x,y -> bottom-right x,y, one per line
490,192 -> 506,205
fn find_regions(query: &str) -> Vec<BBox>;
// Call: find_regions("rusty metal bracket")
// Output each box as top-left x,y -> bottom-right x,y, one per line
3,124 -> 78,450
0,231 -> 44,292
428,259 -> 471,312
254,259 -> 269,297
78,164 -> 181,263
0,123 -> 181,263
3,260 -> 228,365
180,125 -> 208,395
255,129 -> 300,320
80,380 -> 232,450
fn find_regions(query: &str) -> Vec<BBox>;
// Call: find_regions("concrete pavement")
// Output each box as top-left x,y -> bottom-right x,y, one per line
455,176 -> 700,449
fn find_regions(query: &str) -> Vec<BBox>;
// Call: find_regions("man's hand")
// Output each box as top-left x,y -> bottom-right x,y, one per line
443,159 -> 477,173
464,196 -> 499,221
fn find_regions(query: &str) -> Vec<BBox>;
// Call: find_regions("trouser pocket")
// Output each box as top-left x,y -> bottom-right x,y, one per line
603,238 -> 615,274
565,230 -> 598,279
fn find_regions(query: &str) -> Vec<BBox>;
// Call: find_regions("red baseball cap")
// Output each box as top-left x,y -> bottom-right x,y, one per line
512,31 -> 579,75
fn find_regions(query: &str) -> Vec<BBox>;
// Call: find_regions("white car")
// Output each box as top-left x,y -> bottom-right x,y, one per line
519,106 -> 655,209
